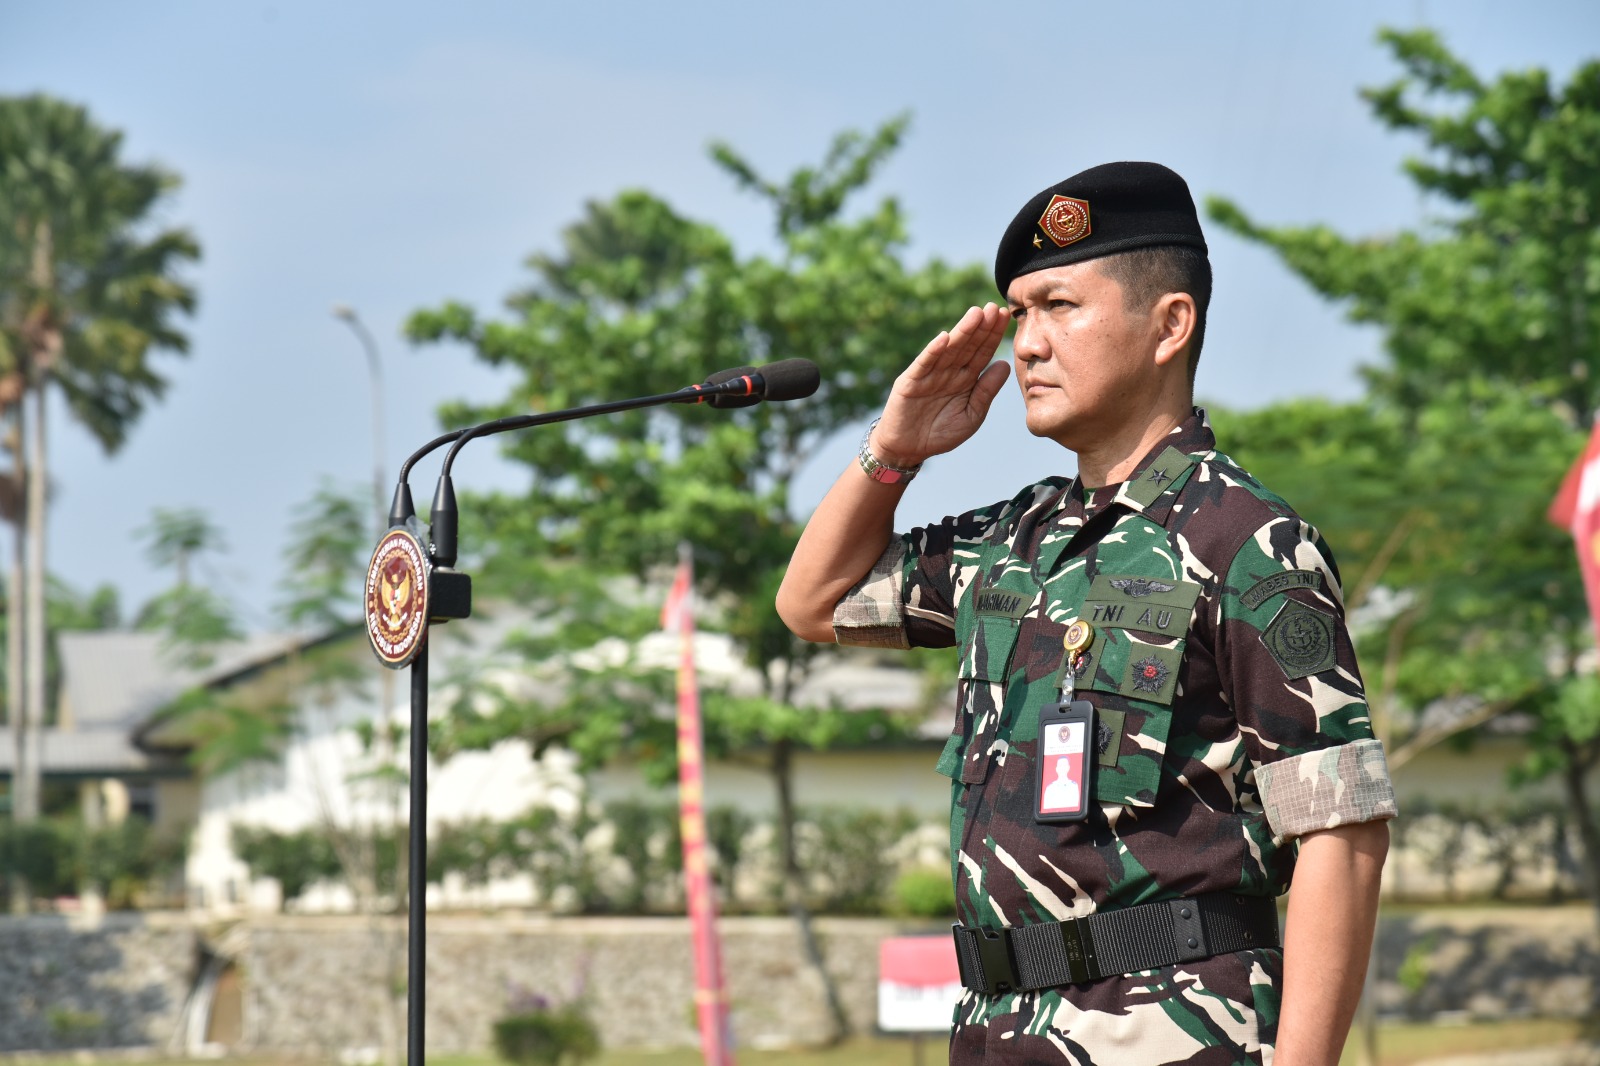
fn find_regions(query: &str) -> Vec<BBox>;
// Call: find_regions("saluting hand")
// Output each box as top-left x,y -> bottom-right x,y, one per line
870,303 -> 1011,468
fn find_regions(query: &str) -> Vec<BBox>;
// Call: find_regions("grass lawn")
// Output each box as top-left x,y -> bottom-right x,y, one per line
13,1019 -> 1590,1066
437,1018 -> 1591,1064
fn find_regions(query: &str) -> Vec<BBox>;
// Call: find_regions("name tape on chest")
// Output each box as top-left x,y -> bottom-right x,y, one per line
974,589 -> 1035,619
1080,574 -> 1201,634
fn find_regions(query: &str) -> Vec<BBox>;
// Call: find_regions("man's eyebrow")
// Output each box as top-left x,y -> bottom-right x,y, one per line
1010,282 -> 1072,307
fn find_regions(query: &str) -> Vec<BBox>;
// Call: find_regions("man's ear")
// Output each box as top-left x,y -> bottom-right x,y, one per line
1151,292 -> 1196,369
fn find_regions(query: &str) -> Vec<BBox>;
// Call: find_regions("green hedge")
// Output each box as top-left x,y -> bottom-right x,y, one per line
0,817 -> 185,907
235,801 -> 946,916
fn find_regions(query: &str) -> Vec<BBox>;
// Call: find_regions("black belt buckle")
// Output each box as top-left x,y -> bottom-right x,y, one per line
1059,914 -> 1096,984
953,924 -> 1020,995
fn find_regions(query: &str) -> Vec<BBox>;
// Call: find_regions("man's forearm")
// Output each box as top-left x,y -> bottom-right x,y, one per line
776,303 -> 1011,644
775,458 -> 907,642
1275,819 -> 1390,1066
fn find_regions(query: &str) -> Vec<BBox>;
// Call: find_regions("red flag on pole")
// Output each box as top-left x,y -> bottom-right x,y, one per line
1550,421 -> 1600,648
662,546 -> 736,1066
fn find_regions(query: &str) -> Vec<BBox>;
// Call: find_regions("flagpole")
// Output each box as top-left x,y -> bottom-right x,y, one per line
1550,418 -> 1600,649
665,544 -> 736,1066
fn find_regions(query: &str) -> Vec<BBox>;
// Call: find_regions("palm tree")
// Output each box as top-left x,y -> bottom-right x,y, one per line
0,95 -> 199,893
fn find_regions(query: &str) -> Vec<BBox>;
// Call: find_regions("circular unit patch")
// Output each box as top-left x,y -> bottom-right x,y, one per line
365,528 -> 431,668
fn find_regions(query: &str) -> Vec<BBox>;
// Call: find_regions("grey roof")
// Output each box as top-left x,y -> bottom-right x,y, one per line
0,727 -> 187,776
58,630 -> 303,730
0,630 -> 312,777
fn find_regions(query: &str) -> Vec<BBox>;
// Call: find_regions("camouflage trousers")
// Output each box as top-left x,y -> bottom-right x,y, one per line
948,947 -> 1281,1065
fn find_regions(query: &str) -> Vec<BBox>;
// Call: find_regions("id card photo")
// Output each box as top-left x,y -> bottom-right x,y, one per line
1040,720 -> 1087,817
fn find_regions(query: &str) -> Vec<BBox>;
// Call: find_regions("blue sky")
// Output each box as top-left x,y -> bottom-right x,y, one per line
2,1 -> 1597,629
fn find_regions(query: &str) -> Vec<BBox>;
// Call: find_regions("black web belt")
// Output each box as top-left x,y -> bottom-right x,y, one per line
952,892 -> 1280,995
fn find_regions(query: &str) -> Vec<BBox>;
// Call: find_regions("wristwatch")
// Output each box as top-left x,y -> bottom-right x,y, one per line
857,418 -> 923,484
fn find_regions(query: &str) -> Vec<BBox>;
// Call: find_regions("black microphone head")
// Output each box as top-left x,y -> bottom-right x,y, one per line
705,365 -> 761,409
756,358 -> 820,402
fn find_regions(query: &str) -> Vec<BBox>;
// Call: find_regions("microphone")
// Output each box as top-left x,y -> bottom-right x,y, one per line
674,359 -> 821,408
414,358 -> 822,566
676,366 -> 759,408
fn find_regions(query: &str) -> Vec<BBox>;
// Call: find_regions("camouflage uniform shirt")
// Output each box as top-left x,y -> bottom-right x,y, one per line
833,410 -> 1397,1064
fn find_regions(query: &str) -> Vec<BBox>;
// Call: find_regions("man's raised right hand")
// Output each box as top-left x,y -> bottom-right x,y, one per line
868,302 -> 1012,469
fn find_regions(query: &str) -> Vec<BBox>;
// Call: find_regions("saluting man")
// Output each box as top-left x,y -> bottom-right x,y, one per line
777,162 -> 1396,1065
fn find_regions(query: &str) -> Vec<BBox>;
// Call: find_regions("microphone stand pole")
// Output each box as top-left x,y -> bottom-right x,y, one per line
407,644 -> 429,1066
367,367 -> 810,1066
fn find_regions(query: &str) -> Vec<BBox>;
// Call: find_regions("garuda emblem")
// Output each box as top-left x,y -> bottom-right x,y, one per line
365,528 -> 431,668
1110,578 -> 1176,598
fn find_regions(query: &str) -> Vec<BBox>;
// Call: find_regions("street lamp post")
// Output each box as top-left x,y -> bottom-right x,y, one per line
333,303 -> 406,1061
333,304 -> 387,531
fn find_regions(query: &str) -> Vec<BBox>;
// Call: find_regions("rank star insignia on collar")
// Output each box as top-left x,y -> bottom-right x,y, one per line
1146,467 -> 1172,484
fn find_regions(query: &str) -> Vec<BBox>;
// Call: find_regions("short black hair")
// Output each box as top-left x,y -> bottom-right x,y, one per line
1097,244 -> 1212,381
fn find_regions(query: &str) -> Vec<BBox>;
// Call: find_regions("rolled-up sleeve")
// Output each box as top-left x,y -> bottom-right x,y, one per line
1217,516 -> 1399,842
833,539 -> 912,649
830,496 -> 1023,652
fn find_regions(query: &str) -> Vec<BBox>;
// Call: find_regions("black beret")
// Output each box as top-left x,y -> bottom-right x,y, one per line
994,161 -> 1208,294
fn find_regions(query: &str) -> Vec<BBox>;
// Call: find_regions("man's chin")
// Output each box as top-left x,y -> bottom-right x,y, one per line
1025,411 -> 1078,447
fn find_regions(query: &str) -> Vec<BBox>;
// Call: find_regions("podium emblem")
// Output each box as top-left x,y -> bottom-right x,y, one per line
365,528 -> 431,667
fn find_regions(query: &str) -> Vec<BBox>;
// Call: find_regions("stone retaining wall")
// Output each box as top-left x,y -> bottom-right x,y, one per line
239,914 -> 896,1055
0,907 -> 1595,1054
0,913 -> 196,1052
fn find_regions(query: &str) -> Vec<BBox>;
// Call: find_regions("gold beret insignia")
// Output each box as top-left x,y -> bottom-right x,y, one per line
1038,194 -> 1091,248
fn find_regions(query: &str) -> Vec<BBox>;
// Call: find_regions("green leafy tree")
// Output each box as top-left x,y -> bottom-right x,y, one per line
134,506 -> 240,669
0,94 -> 198,857
408,115 -> 988,1039
137,506 -> 227,590
280,480 -> 372,630
1211,30 -> 1600,414
1207,30 -> 1600,920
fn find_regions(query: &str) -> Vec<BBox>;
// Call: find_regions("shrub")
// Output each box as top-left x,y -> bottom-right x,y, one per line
0,816 -> 184,908
706,804 -> 753,903
492,984 -> 599,1066
81,819 -> 187,908
231,826 -> 342,903
893,866 -> 956,918
602,800 -> 680,912
800,807 -> 919,914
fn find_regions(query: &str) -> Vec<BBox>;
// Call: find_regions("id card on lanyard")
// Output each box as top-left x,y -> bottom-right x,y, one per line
1036,699 -> 1095,824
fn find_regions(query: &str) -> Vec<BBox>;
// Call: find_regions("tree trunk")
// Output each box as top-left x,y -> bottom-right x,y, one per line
14,218 -> 53,868
772,738 -> 850,1043
8,407 -> 27,814
7,405 -> 28,914
15,382 -> 44,845
1558,738 -> 1600,941
22,382 -> 45,835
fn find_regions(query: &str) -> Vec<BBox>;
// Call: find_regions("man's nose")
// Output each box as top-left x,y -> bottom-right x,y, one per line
1013,314 -> 1048,362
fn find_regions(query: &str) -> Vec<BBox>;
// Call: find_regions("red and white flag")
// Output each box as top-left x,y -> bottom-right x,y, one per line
1550,421 -> 1600,648
662,546 -> 736,1066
